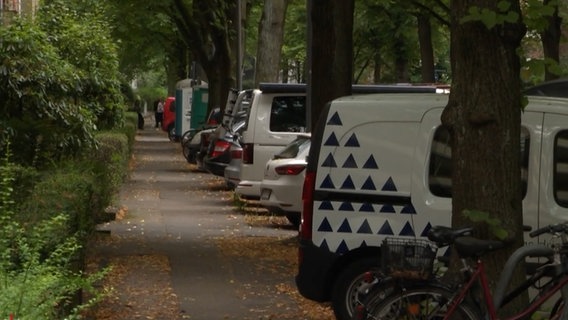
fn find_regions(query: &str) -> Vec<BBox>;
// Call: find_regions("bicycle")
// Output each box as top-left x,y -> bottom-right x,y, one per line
357,223 -> 568,319
351,226 -> 474,320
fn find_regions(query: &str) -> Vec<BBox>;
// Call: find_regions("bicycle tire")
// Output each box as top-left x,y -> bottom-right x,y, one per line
366,285 -> 480,320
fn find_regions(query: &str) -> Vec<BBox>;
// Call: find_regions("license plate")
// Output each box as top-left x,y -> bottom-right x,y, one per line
260,189 -> 271,200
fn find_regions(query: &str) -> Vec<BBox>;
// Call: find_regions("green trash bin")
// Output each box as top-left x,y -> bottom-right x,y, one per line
190,85 -> 209,130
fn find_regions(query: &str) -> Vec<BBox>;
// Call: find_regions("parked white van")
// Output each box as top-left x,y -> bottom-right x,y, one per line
235,83 -> 439,200
295,93 -> 568,320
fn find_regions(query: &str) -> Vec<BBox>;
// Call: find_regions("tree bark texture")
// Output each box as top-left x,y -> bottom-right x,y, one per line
441,0 -> 527,315
308,0 -> 354,132
254,0 -> 289,86
541,0 -> 562,81
417,13 -> 436,83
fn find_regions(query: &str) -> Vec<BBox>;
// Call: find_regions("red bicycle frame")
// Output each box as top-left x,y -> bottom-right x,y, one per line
444,258 -> 568,320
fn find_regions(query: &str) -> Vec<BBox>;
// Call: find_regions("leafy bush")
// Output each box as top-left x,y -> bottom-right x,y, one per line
0,1 -> 126,168
0,151 -> 107,320
19,167 -> 98,239
89,132 -> 130,220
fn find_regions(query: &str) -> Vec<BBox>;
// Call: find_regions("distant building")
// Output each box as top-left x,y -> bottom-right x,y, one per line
1,0 -> 40,25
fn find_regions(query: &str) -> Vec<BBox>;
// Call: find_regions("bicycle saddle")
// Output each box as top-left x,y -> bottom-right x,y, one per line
427,225 -> 474,247
454,237 -> 506,258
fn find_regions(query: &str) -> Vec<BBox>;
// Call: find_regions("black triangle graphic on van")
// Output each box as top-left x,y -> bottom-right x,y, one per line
345,133 -> 360,147
339,202 -> 354,211
324,132 -> 340,146
379,204 -> 396,213
320,175 -> 335,189
342,154 -> 358,168
327,112 -> 343,125
318,201 -> 334,210
318,217 -> 333,232
359,203 -> 374,212
320,239 -> 329,251
399,222 -> 416,236
341,176 -> 356,189
378,221 -> 394,235
382,177 -> 397,191
321,153 -> 337,167
363,155 -> 379,169
421,223 -> 433,237
361,176 -> 376,190
338,218 -> 352,233
357,220 -> 373,234
400,204 -> 417,214
337,240 -> 349,254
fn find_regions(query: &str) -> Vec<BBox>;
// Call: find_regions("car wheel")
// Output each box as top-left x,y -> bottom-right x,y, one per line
331,258 -> 380,320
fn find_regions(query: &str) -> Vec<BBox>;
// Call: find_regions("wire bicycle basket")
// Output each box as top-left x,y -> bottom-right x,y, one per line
381,238 -> 438,280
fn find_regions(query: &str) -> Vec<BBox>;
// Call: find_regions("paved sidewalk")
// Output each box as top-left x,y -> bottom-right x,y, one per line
91,127 -> 300,319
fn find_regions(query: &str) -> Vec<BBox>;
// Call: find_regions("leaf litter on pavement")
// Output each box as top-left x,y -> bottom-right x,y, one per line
83,179 -> 334,319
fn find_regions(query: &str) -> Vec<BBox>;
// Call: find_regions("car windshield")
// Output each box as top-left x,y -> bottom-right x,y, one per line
274,136 -> 311,159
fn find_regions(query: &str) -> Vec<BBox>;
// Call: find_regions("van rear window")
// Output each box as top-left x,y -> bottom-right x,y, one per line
269,96 -> 306,132
554,131 -> 568,207
428,126 -> 530,198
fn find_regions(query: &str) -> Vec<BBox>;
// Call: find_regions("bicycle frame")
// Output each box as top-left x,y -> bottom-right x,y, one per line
444,258 -> 568,320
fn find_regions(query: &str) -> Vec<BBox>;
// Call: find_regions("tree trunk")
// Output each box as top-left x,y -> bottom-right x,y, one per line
254,0 -> 289,86
441,1 -> 527,316
373,52 -> 382,83
308,0 -> 354,132
417,13 -> 435,83
171,0 -> 236,114
541,0 -> 562,81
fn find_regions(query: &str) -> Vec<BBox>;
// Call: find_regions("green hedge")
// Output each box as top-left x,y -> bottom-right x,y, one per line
0,128 -> 133,319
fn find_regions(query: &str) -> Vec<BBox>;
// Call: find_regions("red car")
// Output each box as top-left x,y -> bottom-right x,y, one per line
161,97 -> 176,141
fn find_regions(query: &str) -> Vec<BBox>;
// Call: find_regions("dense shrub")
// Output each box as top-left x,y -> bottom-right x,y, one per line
89,132 -> 130,220
0,152 -> 107,320
122,112 -> 139,150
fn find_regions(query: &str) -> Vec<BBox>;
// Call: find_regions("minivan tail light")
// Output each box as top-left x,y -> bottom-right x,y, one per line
242,143 -> 254,164
275,164 -> 306,175
300,171 -> 315,241
211,140 -> 231,157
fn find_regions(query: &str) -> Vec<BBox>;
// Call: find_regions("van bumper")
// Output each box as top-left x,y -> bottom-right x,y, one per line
295,239 -> 337,302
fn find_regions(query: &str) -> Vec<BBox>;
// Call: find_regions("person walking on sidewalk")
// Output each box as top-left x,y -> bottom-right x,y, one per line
154,98 -> 164,129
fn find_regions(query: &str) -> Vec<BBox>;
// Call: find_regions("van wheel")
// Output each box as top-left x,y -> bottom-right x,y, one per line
331,258 -> 380,320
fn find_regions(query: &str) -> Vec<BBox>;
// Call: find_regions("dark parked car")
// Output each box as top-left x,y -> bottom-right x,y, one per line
181,108 -> 222,165
524,78 -> 568,98
203,114 -> 247,177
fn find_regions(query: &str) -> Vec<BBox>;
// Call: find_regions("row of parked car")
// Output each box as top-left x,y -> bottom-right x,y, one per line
178,84 -> 310,227
177,83 -> 447,228
173,78 -> 568,320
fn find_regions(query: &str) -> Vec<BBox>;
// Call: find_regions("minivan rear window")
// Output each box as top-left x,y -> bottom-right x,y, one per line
428,126 -> 530,198
269,96 -> 306,132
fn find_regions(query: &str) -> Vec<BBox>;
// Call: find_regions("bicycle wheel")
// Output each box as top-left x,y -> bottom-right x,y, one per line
366,285 -> 480,320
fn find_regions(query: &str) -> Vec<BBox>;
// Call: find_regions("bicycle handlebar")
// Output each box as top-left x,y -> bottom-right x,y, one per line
529,222 -> 568,238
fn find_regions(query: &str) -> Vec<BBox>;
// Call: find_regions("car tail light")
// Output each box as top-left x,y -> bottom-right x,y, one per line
242,143 -> 254,164
275,164 -> 306,175
230,148 -> 242,159
299,171 -> 315,241
211,140 -> 231,157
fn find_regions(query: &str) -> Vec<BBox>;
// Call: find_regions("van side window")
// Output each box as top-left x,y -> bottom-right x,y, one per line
429,126 -> 530,198
554,131 -> 568,207
269,96 -> 306,132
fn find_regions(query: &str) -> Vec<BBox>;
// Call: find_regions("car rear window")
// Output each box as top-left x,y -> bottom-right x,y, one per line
274,137 -> 311,159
